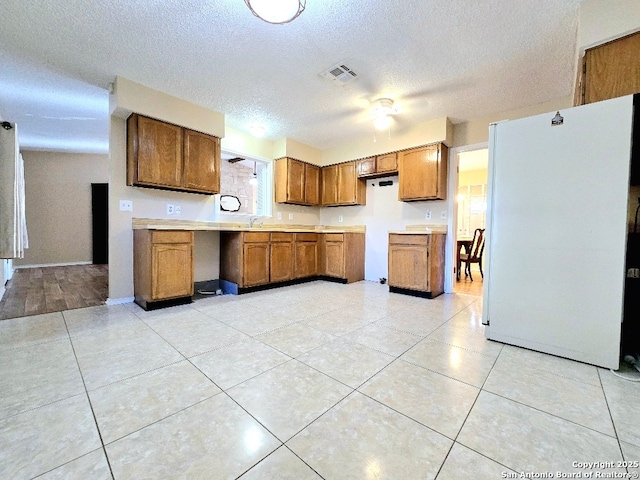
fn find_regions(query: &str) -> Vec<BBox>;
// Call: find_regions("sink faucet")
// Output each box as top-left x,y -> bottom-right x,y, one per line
248,217 -> 258,227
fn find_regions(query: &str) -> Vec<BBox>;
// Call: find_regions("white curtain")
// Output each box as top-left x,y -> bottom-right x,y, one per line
0,123 -> 28,259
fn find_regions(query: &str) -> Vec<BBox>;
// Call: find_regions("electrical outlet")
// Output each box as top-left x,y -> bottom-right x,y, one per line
440,210 -> 447,220
288,213 -> 293,220
167,204 -> 174,215
277,212 -> 282,220
425,209 -> 431,220
119,200 -> 132,212
174,205 -> 181,215
338,215 -> 343,222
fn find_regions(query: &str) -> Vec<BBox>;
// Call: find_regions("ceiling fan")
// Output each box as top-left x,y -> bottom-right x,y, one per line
370,98 -> 399,131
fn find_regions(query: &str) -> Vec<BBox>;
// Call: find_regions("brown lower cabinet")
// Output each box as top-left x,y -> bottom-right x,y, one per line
321,233 -> 365,283
219,231 -> 364,291
220,231 -> 271,288
388,233 -> 445,298
294,233 -> 319,278
270,233 -> 294,282
133,230 -> 194,310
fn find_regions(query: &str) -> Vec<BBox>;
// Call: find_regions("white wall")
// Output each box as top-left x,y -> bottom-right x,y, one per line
578,0 -> 640,49
320,178 -> 447,281
14,151 -> 109,267
321,117 -> 453,165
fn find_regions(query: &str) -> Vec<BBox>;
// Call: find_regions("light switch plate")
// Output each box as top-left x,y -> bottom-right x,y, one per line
174,205 -> 181,215
288,213 -> 293,220
119,200 -> 132,212
440,210 -> 447,219
277,212 -> 282,220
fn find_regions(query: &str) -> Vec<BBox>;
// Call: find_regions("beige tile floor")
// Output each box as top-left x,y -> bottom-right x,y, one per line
1,280 -> 639,479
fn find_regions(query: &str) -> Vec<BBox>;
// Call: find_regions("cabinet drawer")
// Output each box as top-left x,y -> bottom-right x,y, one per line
271,232 -> 294,242
152,230 -> 193,244
295,233 -> 319,242
389,234 -> 429,246
244,232 -> 271,243
324,233 -> 344,242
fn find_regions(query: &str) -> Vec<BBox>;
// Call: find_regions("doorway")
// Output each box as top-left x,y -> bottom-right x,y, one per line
91,183 -> 108,265
450,147 -> 488,296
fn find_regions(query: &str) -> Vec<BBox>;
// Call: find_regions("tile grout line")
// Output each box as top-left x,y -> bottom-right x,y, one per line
430,341 -> 516,478
128,313 -> 313,477
596,367 -> 629,472
61,311 -> 116,480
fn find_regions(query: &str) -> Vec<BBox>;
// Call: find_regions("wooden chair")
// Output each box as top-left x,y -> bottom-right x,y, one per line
460,228 -> 485,281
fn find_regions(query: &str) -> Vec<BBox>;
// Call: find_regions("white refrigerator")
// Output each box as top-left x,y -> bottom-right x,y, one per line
483,95 -> 635,369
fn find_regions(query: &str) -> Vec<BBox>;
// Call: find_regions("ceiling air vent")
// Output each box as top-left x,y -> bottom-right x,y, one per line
319,62 -> 358,86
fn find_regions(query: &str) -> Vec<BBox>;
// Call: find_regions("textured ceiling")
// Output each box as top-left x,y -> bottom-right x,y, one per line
0,0 -> 582,154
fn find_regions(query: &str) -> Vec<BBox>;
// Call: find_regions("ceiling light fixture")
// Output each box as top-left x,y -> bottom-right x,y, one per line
248,124 -> 266,137
373,115 -> 392,131
372,98 -> 397,131
249,161 -> 258,186
244,0 -> 306,24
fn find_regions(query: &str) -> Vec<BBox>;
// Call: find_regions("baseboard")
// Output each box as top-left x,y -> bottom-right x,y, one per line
106,296 -> 135,305
13,261 -> 93,269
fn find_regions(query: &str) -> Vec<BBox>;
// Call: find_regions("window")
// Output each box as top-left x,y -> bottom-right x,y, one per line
457,184 -> 487,237
216,154 -> 271,218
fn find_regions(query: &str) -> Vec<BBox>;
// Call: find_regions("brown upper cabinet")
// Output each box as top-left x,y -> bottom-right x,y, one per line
578,31 -> 640,105
127,114 -> 221,194
183,129 -> 221,193
398,143 -> 448,201
322,161 -> 366,206
275,157 -> 320,206
357,152 -> 398,178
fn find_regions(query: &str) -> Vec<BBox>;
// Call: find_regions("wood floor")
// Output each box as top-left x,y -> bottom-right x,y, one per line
454,265 -> 484,296
0,264 -> 108,321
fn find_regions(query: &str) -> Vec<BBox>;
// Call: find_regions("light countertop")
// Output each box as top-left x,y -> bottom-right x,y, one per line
132,218 -> 365,233
388,224 -> 448,235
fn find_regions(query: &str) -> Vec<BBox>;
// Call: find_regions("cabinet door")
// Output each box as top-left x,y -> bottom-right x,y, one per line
398,145 -> 439,201
324,241 -> 345,278
337,162 -> 357,204
152,243 -> 193,300
388,245 -> 428,291
183,129 -> 220,193
136,116 -> 183,188
304,164 -> 320,205
322,165 -> 338,206
243,243 -> 270,287
584,32 -> 640,104
357,157 -> 376,177
288,159 -> 306,204
376,153 -> 398,173
294,242 -> 318,278
270,242 -> 294,283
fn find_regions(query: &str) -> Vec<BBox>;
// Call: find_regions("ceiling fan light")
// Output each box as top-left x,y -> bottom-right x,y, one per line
374,115 -> 392,131
244,0 -> 306,24
249,161 -> 259,185
372,98 -> 397,117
